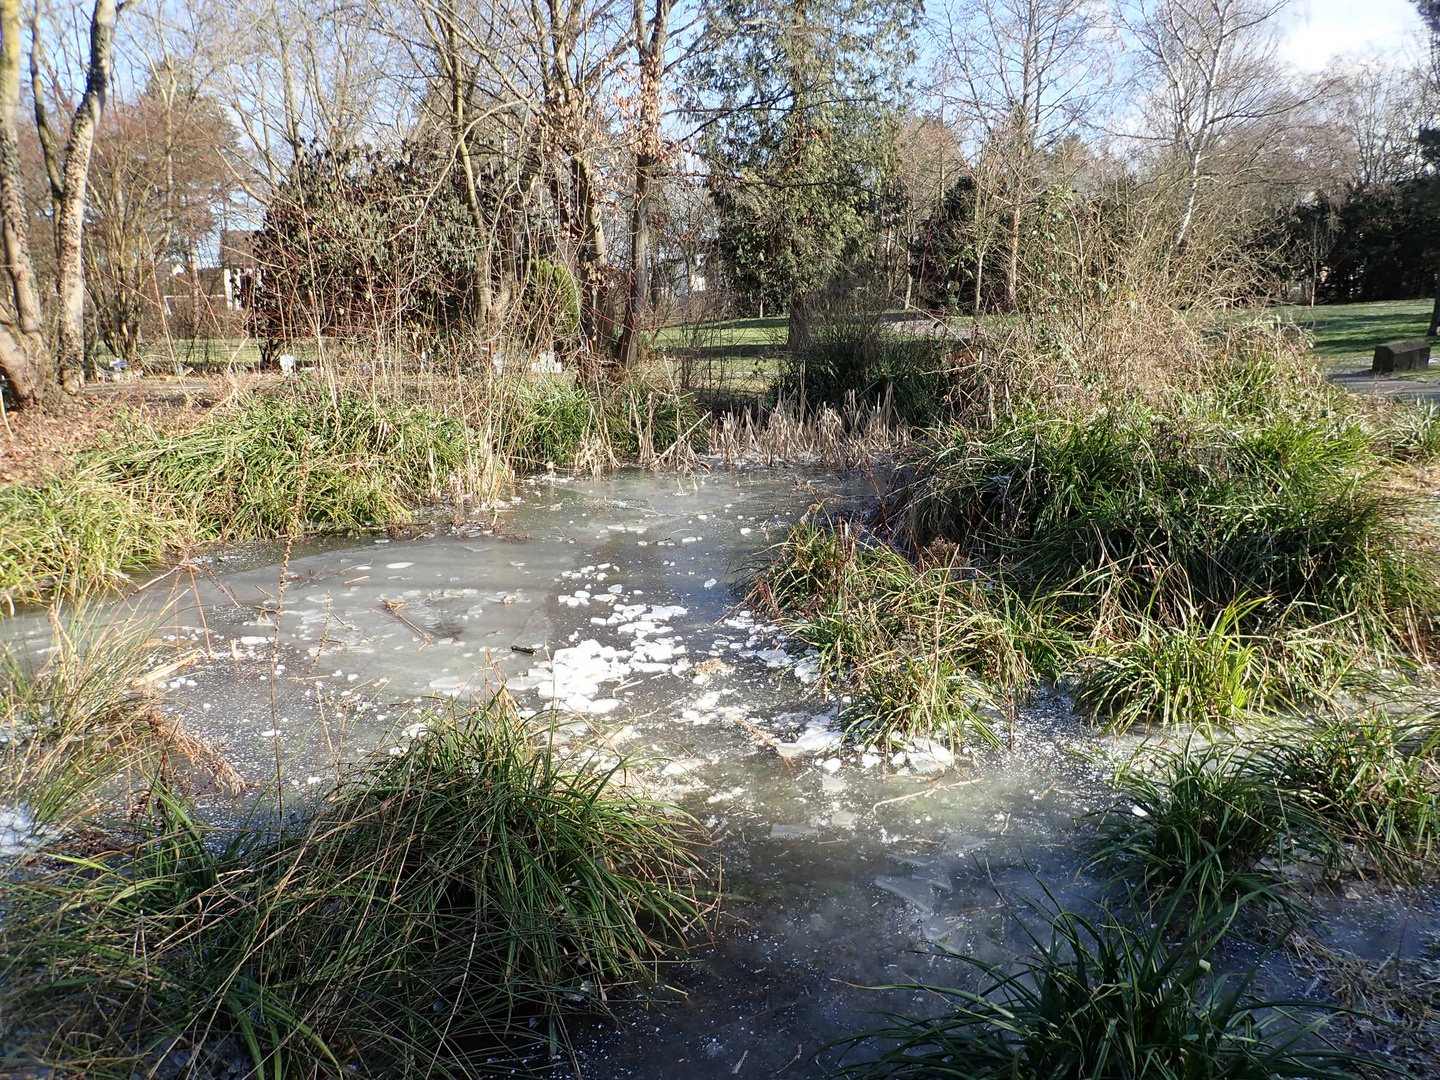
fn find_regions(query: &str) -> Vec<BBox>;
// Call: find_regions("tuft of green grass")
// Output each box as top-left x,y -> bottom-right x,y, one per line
87,390 -> 479,540
1087,741 -> 1328,927
777,318 -> 951,426
504,375 -> 705,473
0,477 -> 191,607
753,521 -> 1071,749
1075,600 -> 1269,731
1376,400 -> 1440,463
1250,713 -> 1440,879
827,900 -> 1388,1080
0,696 -> 707,1077
1091,717 -> 1440,923
846,654 -> 1002,752
752,330 -> 1440,746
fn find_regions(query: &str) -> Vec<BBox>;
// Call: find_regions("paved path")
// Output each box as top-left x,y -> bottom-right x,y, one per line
1328,367 -> 1440,404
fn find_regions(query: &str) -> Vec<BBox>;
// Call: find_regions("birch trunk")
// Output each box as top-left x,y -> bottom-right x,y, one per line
54,0 -> 119,390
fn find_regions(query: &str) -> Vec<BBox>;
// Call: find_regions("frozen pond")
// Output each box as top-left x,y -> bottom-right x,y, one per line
7,466 -> 1438,1077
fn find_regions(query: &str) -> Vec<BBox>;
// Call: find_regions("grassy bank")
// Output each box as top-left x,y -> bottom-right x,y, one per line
0,373 -> 712,608
0,695 -> 708,1077
753,319 -> 1440,749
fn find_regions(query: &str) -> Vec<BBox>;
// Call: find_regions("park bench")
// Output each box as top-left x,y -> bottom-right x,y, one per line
1373,339 -> 1432,374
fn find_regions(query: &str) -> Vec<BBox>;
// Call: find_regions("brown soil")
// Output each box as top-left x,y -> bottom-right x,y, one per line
0,379 -> 231,486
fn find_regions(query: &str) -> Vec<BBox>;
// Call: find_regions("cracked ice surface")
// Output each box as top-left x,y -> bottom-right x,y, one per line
0,468 -> 1146,1080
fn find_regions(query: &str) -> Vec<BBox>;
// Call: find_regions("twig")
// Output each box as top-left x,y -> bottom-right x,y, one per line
729,715 -> 793,770
871,776 -> 979,814
382,599 -> 434,645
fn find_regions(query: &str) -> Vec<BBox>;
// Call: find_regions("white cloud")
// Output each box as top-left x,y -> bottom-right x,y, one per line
1278,0 -> 1427,72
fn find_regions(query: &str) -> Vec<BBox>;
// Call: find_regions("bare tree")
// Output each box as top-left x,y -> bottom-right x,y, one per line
1318,56 -> 1431,187
1123,0 -> 1299,254
392,0 -> 633,361
931,0 -> 1109,310
30,0 -> 123,389
85,82 -> 237,358
0,0 -> 122,403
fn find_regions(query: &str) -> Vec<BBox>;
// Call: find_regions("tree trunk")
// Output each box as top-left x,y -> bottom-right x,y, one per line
572,151 -> 608,356
53,0 -> 120,390
616,160 -> 652,369
0,0 -> 47,406
786,293 -> 812,354
1430,274 -> 1440,338
616,0 -> 671,371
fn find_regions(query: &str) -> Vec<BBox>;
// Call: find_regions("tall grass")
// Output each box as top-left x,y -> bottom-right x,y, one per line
1374,400 -> 1440,463
0,607 -> 239,831
1,696 -> 707,1077
1,372 -> 714,603
88,390 -> 484,539
502,372 -> 705,474
1075,600 -> 1271,732
1250,712 -> 1440,878
828,899 -> 1385,1080
1088,742 -> 1330,928
0,477 -> 191,608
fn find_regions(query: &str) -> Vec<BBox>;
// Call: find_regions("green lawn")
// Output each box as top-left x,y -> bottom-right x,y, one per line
1277,299 -> 1434,371
649,315 -> 789,351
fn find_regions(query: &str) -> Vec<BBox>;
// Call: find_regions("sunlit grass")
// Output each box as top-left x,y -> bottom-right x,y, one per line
0,477 -> 192,608
0,696 -> 709,1077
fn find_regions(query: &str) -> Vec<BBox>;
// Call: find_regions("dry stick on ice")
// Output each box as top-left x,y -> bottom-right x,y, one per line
381,599 -> 434,645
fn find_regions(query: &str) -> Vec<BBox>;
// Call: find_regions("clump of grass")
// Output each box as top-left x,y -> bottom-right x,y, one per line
88,389 -> 479,540
0,607 -> 239,831
885,407 -> 1425,647
1,696 -> 707,1076
506,376 -> 598,469
1376,400 -> 1440,463
828,901 -> 1383,1080
1251,712 -> 1440,878
1075,600 -> 1270,731
778,317 -> 951,426
754,324 -> 1440,746
0,477 -> 192,607
1088,741 -> 1329,927
1091,717 -> 1440,923
752,521 -> 1072,749
505,373 -> 705,474
847,655 -> 1001,752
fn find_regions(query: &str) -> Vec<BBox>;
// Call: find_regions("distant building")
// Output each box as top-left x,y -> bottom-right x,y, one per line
219,229 -> 262,310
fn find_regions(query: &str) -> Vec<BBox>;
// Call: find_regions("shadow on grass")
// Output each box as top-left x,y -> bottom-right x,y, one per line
1301,302 -> 1432,361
